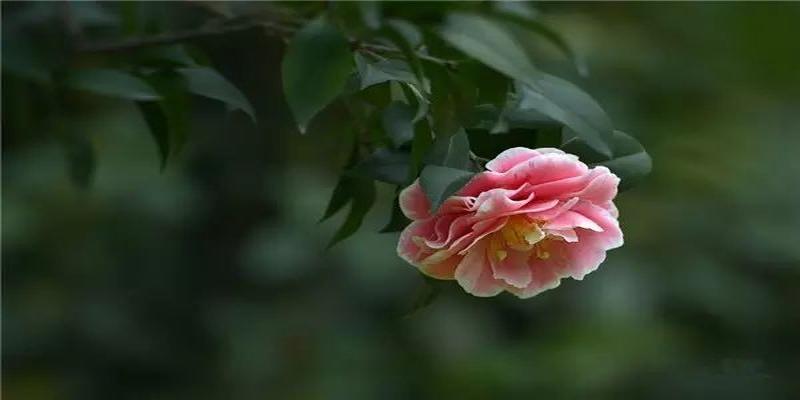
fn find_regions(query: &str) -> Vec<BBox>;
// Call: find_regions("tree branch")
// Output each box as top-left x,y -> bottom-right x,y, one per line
77,16 -> 458,69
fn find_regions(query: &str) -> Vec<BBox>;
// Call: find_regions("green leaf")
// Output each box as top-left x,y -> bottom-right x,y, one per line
65,69 -> 160,101
177,67 -> 255,122
355,54 -> 417,90
380,192 -> 411,233
515,74 -> 613,156
425,129 -> 471,170
327,178 -> 376,248
383,19 -> 426,88
350,148 -> 410,185
282,16 -> 353,133
562,130 -> 652,191
321,136 -> 361,222
137,102 -> 170,169
142,71 -> 191,158
440,12 -> 612,155
420,165 -> 474,212
409,121 -> 433,180
382,101 -> 415,147
439,12 -> 543,89
599,131 -> 652,191
491,6 -> 588,76
352,149 -> 410,185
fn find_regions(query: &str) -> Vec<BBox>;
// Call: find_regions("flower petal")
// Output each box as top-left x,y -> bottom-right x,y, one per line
454,241 -> 504,297
399,181 -> 431,220
490,249 -> 532,288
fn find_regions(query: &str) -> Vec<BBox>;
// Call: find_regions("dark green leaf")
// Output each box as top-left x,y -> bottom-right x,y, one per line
177,67 -> 255,122
142,72 -> 191,157
516,74 -> 613,156
420,165 -> 474,212
350,148 -> 410,185
599,131 -> 652,190
425,129 -> 471,170
383,19 -> 426,90
354,54 -> 417,90
409,121 -> 433,179
382,101 -> 416,147
562,130 -> 652,191
321,136 -> 361,222
439,12 -> 543,88
327,178 -> 377,248
137,102 -> 169,169
65,69 -> 160,101
491,6 -> 588,76
380,193 -> 411,233
282,17 -> 353,133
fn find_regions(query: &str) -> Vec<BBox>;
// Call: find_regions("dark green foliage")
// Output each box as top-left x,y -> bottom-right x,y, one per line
1,0 -> 649,247
282,16 -> 353,133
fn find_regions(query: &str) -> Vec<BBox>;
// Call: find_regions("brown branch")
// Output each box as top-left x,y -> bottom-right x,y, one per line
76,16 -> 459,68
77,20 -> 295,53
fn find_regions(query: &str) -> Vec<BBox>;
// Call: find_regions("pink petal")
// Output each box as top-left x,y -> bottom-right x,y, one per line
397,219 -> 435,265
490,249 -> 532,288
545,210 -> 604,232
399,181 -> 430,220
485,147 -> 541,172
419,254 -> 462,279
454,241 -> 504,297
508,254 -> 566,298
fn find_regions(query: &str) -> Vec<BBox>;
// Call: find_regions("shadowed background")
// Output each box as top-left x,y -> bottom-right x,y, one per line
3,2 -> 800,399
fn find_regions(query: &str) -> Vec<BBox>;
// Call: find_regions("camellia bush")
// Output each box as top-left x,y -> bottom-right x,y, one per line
3,2 -> 651,299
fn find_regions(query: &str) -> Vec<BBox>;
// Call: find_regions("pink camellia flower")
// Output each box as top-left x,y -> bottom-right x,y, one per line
397,147 -> 623,298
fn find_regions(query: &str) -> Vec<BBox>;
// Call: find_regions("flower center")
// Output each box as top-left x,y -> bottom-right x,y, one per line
489,215 -> 551,261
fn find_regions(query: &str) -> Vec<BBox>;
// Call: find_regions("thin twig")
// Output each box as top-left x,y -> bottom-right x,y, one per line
78,20 -> 294,53
77,16 -> 459,69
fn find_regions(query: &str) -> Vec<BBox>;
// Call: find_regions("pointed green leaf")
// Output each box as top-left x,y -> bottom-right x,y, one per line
327,178 -> 376,248
420,165 -> 474,212
425,129 -> 471,170
282,17 -> 353,133
516,74 -> 613,156
382,101 -> 416,147
562,130 -> 652,191
65,69 -> 160,101
350,148 -> 410,185
354,53 -> 417,90
177,67 -> 255,121
439,12 -> 543,88
380,193 -> 411,233
137,102 -> 169,169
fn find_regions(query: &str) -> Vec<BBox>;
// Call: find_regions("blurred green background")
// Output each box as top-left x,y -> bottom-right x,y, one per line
3,2 -> 800,399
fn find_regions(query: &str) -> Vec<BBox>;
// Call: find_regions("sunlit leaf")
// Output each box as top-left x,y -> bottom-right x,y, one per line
178,67 -> 255,122
65,69 -> 160,101
282,16 -> 353,133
